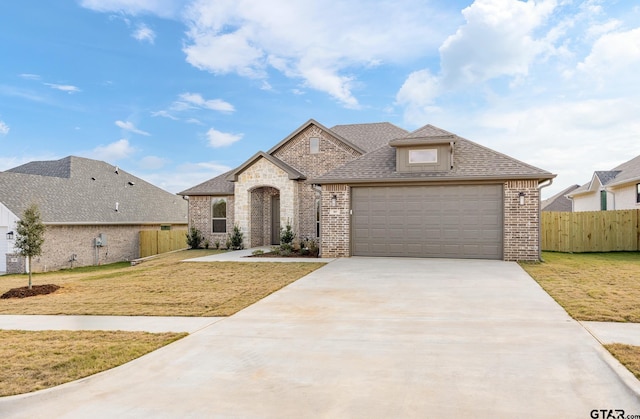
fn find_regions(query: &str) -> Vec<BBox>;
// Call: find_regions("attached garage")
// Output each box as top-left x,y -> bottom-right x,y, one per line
351,184 -> 503,259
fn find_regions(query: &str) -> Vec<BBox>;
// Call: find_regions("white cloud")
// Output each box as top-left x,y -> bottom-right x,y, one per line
138,155 -> 167,170
89,139 -> 136,161
178,92 -> 235,112
439,0 -> 557,87
181,0 -> 454,108
206,128 -> 242,148
140,161 -> 233,194
19,73 -> 41,80
132,23 -> 156,43
44,83 -> 81,93
115,120 -> 151,136
395,69 -> 442,123
79,0 -> 182,19
150,110 -> 178,120
0,120 -> 9,135
577,28 -> 640,89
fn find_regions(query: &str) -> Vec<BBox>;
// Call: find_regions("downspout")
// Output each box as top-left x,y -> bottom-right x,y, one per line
538,179 -> 554,261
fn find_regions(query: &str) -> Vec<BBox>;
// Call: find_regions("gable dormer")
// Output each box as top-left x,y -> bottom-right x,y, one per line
389,126 -> 456,173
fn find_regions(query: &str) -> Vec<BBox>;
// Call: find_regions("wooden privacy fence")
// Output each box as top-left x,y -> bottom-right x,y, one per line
139,229 -> 188,258
541,210 -> 640,252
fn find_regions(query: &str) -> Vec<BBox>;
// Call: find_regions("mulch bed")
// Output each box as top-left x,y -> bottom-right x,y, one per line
249,252 -> 319,258
1,284 -> 61,299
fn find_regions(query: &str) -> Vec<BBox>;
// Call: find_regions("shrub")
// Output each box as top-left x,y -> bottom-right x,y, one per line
280,222 -> 295,246
252,249 -> 264,256
229,224 -> 244,250
186,227 -> 203,249
214,239 -> 220,250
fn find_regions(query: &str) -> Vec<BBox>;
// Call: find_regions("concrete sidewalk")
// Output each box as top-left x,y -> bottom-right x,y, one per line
0,315 -> 223,333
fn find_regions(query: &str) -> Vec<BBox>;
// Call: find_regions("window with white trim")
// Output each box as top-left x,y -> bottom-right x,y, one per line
409,149 -> 437,164
212,198 -> 227,233
636,183 -> 640,204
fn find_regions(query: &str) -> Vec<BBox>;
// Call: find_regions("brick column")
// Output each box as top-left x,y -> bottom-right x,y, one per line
504,180 -> 540,261
321,184 -> 350,257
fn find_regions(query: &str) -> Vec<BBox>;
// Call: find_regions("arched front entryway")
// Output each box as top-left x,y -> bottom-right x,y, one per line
249,186 -> 280,247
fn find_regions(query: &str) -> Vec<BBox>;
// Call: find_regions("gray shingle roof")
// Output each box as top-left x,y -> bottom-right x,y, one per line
570,154 -> 640,196
312,133 -> 554,183
178,170 -> 235,196
330,122 -> 408,153
541,184 -> 580,212
0,156 -> 187,224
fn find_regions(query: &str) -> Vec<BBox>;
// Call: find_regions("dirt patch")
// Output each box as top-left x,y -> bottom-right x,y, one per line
1,284 -> 61,299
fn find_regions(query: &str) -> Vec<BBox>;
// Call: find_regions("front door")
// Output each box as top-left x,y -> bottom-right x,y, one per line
271,196 -> 280,245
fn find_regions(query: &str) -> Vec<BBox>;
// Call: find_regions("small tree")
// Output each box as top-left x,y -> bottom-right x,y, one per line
229,224 -> 244,250
186,227 -> 204,249
15,204 -> 46,289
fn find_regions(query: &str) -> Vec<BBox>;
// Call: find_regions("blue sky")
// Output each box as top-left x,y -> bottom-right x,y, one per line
1,0 -> 638,198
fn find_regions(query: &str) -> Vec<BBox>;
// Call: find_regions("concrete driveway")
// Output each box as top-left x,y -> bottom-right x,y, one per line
1,258 -> 639,418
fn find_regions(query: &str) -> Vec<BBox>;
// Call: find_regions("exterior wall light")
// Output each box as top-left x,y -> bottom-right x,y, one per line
330,194 -> 338,207
518,192 -> 526,206
6,231 -> 14,240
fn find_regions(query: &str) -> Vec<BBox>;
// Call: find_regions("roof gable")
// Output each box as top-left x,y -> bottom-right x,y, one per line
0,156 -> 187,224
268,119 -> 366,156
225,152 -> 306,182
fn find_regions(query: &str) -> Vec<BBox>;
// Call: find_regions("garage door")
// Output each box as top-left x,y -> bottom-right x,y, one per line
351,185 -> 503,259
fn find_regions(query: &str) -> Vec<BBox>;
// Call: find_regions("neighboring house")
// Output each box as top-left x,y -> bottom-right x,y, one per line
0,156 -> 187,274
567,155 -> 640,212
541,185 -> 580,212
180,119 -> 554,261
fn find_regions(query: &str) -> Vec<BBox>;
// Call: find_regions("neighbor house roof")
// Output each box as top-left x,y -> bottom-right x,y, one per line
312,125 -> 555,184
568,154 -> 640,196
0,156 -> 187,225
541,184 -> 580,212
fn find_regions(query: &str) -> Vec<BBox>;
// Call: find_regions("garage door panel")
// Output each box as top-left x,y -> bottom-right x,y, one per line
352,185 -> 503,259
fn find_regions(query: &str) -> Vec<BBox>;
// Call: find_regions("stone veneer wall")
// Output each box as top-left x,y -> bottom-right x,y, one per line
235,158 -> 297,247
503,180 -> 541,261
22,224 -> 186,273
188,195 -> 235,248
272,125 -> 360,242
320,184 -> 350,257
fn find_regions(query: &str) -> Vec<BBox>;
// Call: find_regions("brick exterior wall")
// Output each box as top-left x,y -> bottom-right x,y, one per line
5,253 -> 26,274
320,184 -> 350,258
16,224 -> 187,273
503,180 -> 541,261
188,195 -> 235,248
272,125 -> 360,242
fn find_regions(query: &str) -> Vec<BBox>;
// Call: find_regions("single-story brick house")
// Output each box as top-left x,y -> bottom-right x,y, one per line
179,119 -> 555,261
0,156 -> 187,273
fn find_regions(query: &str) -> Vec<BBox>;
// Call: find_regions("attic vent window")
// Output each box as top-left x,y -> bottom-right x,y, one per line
310,137 -> 320,154
409,149 -> 437,164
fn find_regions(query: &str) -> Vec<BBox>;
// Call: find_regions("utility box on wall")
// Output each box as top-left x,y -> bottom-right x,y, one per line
95,233 -> 107,247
